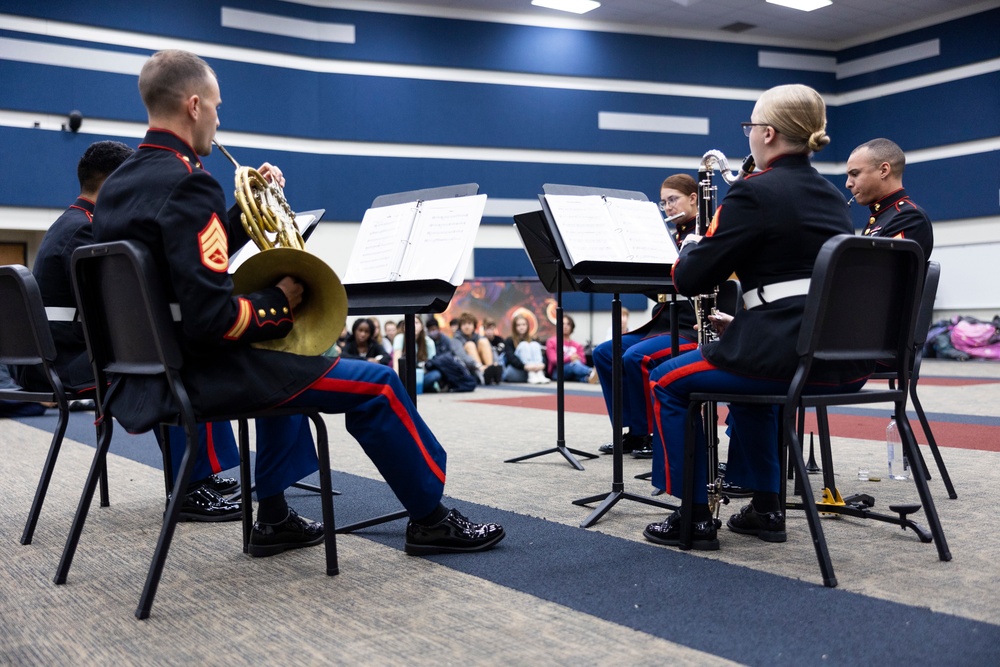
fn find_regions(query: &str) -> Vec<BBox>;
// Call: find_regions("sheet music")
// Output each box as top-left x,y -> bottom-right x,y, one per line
344,194 -> 486,285
343,202 -> 418,284
605,198 -> 679,264
544,194 -> 676,266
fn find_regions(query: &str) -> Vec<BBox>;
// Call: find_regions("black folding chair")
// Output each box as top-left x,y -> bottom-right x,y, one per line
679,235 -> 950,587
0,265 -> 108,545
56,241 -> 337,619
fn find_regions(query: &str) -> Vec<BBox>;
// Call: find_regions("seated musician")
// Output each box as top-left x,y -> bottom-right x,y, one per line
92,49 -> 504,558
643,84 -> 870,550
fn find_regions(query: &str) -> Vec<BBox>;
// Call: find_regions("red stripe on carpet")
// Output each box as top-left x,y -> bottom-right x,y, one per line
466,394 -> 1000,452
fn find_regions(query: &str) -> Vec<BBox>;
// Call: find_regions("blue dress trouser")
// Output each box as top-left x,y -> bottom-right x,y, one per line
649,349 -> 866,503
592,332 -> 697,436
163,422 -> 239,486
278,357 -> 447,520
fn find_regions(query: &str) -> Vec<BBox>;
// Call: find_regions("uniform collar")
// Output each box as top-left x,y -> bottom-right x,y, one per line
764,153 -> 811,169
869,188 -> 908,217
139,128 -> 204,170
71,196 -> 96,215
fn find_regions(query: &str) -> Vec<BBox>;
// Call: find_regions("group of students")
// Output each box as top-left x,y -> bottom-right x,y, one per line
9,49 -> 934,564
331,308 -> 597,393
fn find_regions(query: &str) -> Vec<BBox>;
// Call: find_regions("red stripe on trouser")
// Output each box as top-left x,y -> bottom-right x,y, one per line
206,424 -> 221,474
642,342 -> 698,434
310,376 -> 446,484
651,358 -> 717,497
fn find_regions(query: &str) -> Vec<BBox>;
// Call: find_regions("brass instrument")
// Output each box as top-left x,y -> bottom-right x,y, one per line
695,149 -> 754,516
214,140 -> 347,356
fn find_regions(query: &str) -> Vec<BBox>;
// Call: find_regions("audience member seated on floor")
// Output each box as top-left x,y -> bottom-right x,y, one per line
502,313 -> 550,384
424,317 -> 478,392
546,315 -> 594,382
449,317 -> 461,337
482,319 -> 506,384
368,317 -> 389,364
340,318 -> 392,365
454,312 -> 501,385
393,317 -> 442,393
382,319 -> 398,358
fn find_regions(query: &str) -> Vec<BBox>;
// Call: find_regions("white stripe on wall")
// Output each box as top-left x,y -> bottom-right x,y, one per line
836,39 -> 940,79
220,7 -> 355,43
598,112 -> 709,135
0,36 -> 145,75
758,51 -> 837,73
483,199 -> 541,218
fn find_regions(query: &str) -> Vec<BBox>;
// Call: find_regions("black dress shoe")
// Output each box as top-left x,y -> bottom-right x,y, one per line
598,433 -> 649,455
404,509 -> 505,555
716,462 -> 752,498
174,486 -> 241,523
248,509 -> 324,557
643,511 -> 719,551
630,445 -> 653,459
193,473 -> 239,496
727,503 -> 786,543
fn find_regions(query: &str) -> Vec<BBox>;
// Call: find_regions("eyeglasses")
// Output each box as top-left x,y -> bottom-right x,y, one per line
658,195 -> 682,211
741,122 -> 769,137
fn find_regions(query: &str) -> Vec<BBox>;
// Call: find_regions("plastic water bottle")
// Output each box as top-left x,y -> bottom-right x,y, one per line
886,415 -> 910,480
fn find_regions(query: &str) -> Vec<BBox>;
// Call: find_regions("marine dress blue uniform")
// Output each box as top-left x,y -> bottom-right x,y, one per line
648,153 -> 870,502
94,129 -> 447,515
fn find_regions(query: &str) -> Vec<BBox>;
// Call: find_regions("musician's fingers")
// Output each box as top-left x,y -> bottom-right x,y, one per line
258,162 -> 285,187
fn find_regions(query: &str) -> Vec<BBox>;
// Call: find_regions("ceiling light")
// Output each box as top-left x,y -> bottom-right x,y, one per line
766,0 -> 832,11
531,0 -> 601,15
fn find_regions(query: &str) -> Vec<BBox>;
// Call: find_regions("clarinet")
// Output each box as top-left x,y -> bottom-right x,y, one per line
694,150 -> 754,517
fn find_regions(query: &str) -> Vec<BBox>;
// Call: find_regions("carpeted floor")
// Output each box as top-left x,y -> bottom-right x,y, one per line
2,359 -> 999,665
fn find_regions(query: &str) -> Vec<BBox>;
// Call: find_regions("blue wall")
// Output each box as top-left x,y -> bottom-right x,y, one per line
2,1 -> 998,273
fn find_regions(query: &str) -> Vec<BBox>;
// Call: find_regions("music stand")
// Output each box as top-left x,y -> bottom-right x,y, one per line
504,211 -> 599,470
535,184 -> 678,527
337,183 -> 480,534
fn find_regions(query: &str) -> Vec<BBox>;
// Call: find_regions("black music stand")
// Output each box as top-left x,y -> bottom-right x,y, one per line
533,184 -> 678,527
504,211 -> 599,470
337,183 -> 480,534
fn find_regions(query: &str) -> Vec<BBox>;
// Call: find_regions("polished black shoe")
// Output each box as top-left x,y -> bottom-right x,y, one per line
174,486 -> 241,523
404,509 -> 505,555
643,511 -> 719,551
194,473 -> 239,496
598,433 -> 648,455
727,503 -> 787,543
248,508 -> 324,557
630,445 -> 653,459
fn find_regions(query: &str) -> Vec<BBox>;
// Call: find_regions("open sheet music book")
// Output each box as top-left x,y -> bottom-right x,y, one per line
344,194 -> 487,285
543,195 -> 679,267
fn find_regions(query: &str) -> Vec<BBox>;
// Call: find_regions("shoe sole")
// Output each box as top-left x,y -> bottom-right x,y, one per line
642,527 -> 719,551
404,531 -> 505,556
726,523 -> 787,543
177,509 -> 242,523
248,532 -> 325,557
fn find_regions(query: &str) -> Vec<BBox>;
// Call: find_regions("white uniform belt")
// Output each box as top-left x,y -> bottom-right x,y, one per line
743,278 -> 811,310
45,304 -> 183,322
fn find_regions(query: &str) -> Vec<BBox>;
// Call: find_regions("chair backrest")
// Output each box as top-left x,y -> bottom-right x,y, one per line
798,235 -> 925,365
71,241 -> 184,379
0,265 -> 58,366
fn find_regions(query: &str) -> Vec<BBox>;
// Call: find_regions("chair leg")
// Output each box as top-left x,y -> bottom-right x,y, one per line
135,420 -> 201,620
911,385 -> 957,499
308,412 -> 339,576
785,419 -> 837,587
897,410 -> 951,562
54,417 -> 114,584
21,405 -> 71,545
239,419 -> 253,552
98,458 -> 110,508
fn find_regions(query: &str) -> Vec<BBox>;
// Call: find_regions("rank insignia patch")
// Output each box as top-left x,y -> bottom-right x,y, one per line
199,214 -> 228,272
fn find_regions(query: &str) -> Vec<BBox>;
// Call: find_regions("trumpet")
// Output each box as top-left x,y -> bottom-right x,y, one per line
213,140 -> 347,357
